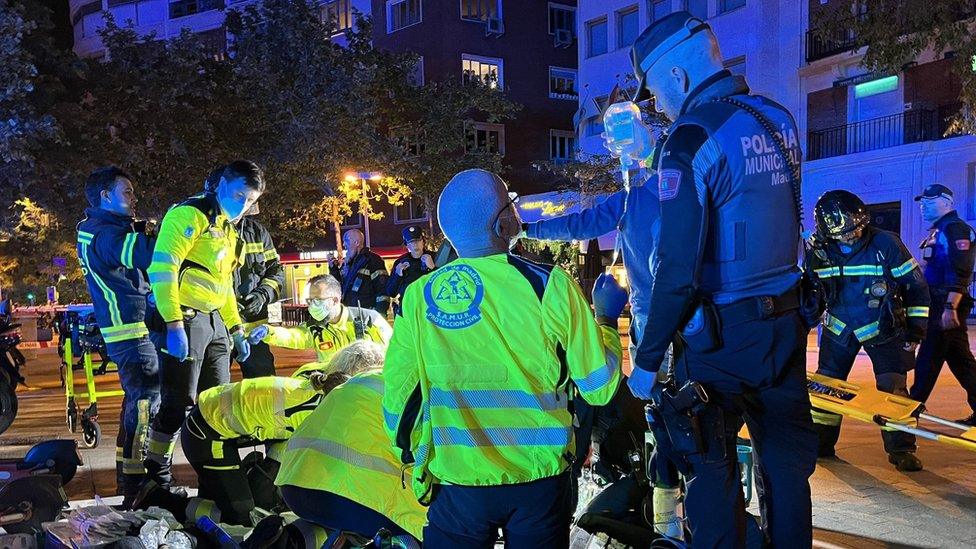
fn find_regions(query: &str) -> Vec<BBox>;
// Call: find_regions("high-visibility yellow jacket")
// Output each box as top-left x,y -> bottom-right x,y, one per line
148,194 -> 243,328
275,372 -> 426,540
264,306 -> 391,377
197,376 -> 322,441
382,254 -> 622,501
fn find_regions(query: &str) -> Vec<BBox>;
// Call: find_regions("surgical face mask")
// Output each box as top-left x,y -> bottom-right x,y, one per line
308,298 -> 337,322
216,178 -> 260,222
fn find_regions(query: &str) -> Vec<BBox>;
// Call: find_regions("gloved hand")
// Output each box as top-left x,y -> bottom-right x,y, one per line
592,273 -> 628,321
165,323 -> 189,361
628,366 -> 657,401
232,329 -> 251,363
248,324 -> 269,345
239,290 -> 269,320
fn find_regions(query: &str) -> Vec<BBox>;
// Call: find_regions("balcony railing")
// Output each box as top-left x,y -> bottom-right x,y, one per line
807,107 -> 961,161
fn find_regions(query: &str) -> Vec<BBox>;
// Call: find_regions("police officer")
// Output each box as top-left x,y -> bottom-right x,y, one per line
809,190 -> 928,471
77,166 -> 159,502
144,160 -> 264,486
329,229 -> 390,315
383,169 -> 625,547
386,226 -> 435,316
626,13 -> 817,547
911,184 -> 976,425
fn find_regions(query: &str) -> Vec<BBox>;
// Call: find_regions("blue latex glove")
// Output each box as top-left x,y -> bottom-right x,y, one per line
165,325 -> 189,361
248,324 -> 269,345
592,273 -> 629,321
628,366 -> 657,400
232,330 -> 251,363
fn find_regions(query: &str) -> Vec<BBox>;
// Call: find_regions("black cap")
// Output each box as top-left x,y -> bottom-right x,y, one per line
630,11 -> 710,102
913,184 -> 953,202
402,226 -> 423,243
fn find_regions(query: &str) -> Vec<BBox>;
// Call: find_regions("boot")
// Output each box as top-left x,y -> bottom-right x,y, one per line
888,452 -> 923,472
130,479 -> 190,522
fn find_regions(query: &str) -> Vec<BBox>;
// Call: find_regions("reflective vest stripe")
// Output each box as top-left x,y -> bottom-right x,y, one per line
432,425 -> 572,447
287,437 -> 402,476
260,278 -> 280,293
842,265 -> 885,276
576,354 -> 619,394
78,231 -> 94,243
854,322 -> 880,342
152,251 -> 179,266
102,323 -> 150,343
814,266 -> 840,278
891,258 -> 919,278
823,314 -> 847,336
383,408 -> 400,432
186,498 -> 221,523
79,242 -> 123,326
149,272 -> 177,284
245,242 -> 264,254
811,408 -> 842,426
121,233 -> 137,269
202,464 -> 240,471
907,306 -> 930,318
263,250 -> 279,261
429,388 -> 561,411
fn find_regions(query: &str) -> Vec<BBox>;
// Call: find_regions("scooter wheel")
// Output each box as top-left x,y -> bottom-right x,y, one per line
82,421 -> 101,449
0,477 -> 66,534
0,374 -> 17,436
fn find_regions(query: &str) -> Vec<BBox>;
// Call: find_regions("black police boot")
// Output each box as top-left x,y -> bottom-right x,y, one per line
956,412 -> 976,426
129,479 -> 190,522
888,452 -> 923,472
242,515 -> 286,549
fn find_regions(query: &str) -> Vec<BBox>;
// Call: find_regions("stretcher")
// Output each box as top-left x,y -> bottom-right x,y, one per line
57,306 -> 124,448
807,372 -> 976,453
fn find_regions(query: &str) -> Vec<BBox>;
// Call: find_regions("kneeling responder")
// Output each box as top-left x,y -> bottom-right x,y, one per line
77,166 -> 159,501
810,190 -> 929,471
248,274 -> 391,377
144,160 -> 265,486
383,169 -> 624,547
271,340 -> 425,547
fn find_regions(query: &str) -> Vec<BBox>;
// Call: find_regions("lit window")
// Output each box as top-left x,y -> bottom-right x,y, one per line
550,130 -> 577,163
548,3 -> 575,35
587,18 -> 608,57
396,197 -> 428,223
549,67 -> 578,100
460,0 -> 500,22
585,118 -> 605,137
617,7 -> 639,49
321,0 -> 353,33
467,122 -> 505,154
168,0 -> 222,19
462,54 -> 503,88
388,0 -> 422,33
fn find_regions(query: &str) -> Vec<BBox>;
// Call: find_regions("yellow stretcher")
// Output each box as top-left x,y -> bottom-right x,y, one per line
807,372 -> 976,453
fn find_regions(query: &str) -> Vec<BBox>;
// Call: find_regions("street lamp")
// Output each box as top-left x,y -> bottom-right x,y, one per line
343,171 -> 384,249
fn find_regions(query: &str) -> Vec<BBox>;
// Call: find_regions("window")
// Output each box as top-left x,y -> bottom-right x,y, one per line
648,0 -> 671,21
586,18 -> 608,57
585,118 -> 605,137
467,122 -> 505,154
197,28 -> 227,61
548,3 -> 575,35
617,7 -> 639,49
395,197 -> 428,223
460,0 -> 500,22
322,0 -> 352,33
549,67 -> 578,100
340,212 -> 363,229
724,56 -> 745,76
388,0 -> 422,33
550,130 -> 577,163
719,0 -> 745,13
393,127 -> 427,156
462,54 -> 503,88
685,0 -> 707,19
168,0 -> 222,19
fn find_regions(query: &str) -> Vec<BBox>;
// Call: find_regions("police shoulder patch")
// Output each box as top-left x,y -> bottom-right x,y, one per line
658,169 -> 682,201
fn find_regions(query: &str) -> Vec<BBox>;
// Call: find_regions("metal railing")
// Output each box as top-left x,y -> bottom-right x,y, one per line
281,304 -> 310,326
805,13 -> 863,63
807,108 -> 950,161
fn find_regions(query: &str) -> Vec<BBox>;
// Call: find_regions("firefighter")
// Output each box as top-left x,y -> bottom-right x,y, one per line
383,169 -> 624,547
248,274 -> 391,377
910,184 -> 976,426
144,160 -> 264,487
77,166 -> 159,502
329,229 -> 390,315
809,190 -> 928,471
385,226 -> 435,316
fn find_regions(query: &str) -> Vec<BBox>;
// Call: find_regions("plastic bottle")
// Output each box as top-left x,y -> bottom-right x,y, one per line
602,101 -> 646,170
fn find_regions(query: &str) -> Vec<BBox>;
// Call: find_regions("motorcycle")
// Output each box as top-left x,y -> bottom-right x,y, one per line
0,320 -> 26,435
0,439 -> 81,533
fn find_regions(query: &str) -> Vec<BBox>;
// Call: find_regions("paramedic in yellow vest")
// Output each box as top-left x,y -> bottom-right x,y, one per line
144,160 -> 264,487
383,169 -> 625,548
272,340 -> 425,548
248,274 -> 391,377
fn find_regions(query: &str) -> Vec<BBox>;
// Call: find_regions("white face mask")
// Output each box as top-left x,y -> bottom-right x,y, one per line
308,300 -> 336,322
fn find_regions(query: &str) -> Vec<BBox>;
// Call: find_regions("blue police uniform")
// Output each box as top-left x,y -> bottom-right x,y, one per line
911,210 -> 976,416
77,207 -> 160,495
810,226 -> 929,458
632,68 -> 817,547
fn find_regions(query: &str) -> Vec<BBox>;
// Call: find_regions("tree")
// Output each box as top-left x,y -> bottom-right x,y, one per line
813,0 -> 976,133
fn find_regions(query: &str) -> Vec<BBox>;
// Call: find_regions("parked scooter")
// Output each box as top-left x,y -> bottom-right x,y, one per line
0,319 -> 26,435
0,440 -> 81,533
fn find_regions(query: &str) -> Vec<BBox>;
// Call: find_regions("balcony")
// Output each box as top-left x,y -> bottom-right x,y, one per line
807,105 -> 962,161
169,0 -> 225,19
